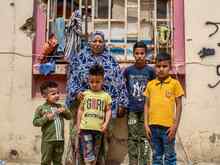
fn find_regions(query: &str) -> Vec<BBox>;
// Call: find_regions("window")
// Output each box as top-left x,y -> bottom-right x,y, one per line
95,0 -> 109,18
33,0 -> 185,97
78,0 -> 174,62
157,0 -> 168,19
47,0 -> 75,37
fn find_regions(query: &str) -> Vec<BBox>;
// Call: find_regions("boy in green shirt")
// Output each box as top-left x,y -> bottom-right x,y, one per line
33,81 -> 72,165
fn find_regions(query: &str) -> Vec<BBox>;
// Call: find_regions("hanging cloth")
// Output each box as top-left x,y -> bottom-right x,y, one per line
64,9 -> 82,61
54,17 -> 65,53
158,25 -> 171,45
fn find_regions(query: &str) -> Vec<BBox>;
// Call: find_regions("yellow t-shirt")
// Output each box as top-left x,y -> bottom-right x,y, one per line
143,76 -> 184,127
80,89 -> 112,131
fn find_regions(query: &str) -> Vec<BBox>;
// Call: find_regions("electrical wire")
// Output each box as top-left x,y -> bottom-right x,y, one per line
0,51 -> 66,58
0,51 -> 219,68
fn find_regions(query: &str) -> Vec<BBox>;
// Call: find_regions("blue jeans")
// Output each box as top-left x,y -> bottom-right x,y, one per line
150,125 -> 176,165
80,130 -> 103,163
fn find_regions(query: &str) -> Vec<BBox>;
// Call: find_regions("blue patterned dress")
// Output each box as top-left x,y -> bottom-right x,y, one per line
65,47 -> 128,118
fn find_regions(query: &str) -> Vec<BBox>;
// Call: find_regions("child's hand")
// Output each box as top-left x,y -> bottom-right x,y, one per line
166,125 -> 177,142
46,112 -> 54,120
57,107 -> 65,113
101,122 -> 108,133
145,125 -> 152,140
76,126 -> 81,134
77,128 -> 80,134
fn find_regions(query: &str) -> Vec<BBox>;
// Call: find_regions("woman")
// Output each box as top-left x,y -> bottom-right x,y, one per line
65,31 -> 128,164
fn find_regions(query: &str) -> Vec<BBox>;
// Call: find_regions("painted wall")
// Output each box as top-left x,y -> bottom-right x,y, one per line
182,0 -> 220,163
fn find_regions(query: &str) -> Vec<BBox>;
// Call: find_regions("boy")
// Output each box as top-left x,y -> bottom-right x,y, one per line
33,81 -> 72,165
144,52 -> 184,165
124,41 -> 155,165
76,64 -> 112,165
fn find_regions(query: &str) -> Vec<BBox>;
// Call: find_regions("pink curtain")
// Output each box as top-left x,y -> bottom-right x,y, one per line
33,3 -> 46,64
173,0 -> 185,74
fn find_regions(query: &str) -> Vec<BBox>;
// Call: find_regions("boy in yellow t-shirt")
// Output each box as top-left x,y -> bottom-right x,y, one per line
143,52 -> 184,165
76,64 -> 112,165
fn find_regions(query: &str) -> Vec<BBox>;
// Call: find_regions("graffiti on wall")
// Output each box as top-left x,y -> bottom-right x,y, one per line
198,21 -> 220,88
198,47 -> 215,58
208,65 -> 220,88
206,21 -> 220,37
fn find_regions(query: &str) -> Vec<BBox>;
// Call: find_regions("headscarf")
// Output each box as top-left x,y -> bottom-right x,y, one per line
90,31 -> 105,41
88,31 -> 107,52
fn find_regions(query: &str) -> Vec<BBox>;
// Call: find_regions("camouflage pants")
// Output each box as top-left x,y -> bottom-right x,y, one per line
127,111 -> 151,165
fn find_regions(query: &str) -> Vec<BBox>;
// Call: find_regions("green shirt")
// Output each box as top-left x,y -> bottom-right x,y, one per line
33,102 -> 72,142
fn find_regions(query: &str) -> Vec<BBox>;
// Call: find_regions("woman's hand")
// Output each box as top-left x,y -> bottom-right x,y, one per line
76,92 -> 84,101
117,106 -> 127,118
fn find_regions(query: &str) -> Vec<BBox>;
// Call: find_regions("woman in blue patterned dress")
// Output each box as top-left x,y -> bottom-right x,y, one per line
65,31 -> 128,164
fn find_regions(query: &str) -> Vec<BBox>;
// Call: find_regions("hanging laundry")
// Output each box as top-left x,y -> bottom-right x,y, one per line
64,9 -> 82,61
39,34 -> 58,63
39,61 -> 56,76
54,17 -> 65,53
158,25 -> 170,45
38,34 -> 60,75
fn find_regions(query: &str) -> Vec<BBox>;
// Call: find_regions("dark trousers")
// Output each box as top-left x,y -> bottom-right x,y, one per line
41,141 -> 64,165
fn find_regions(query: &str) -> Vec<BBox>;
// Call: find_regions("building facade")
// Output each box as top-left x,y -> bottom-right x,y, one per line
0,0 -> 220,164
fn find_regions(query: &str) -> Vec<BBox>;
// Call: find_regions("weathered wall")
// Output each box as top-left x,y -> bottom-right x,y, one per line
0,0 -> 41,162
181,0 -> 220,163
1,0 -> 220,164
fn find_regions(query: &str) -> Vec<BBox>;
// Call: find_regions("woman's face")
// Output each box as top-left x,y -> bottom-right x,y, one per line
91,35 -> 104,55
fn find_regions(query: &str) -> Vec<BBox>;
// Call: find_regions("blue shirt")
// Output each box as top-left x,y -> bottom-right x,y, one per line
124,65 -> 155,112
65,47 -> 128,118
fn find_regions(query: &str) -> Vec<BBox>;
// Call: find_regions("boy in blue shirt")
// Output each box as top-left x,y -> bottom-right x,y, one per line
124,41 -> 155,165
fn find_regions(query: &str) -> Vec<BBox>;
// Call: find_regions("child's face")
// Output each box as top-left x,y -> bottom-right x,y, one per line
133,48 -> 146,65
44,87 -> 60,104
88,75 -> 104,92
155,60 -> 171,80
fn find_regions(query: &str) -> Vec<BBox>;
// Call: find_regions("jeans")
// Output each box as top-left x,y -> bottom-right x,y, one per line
150,125 -> 176,165
80,130 -> 103,163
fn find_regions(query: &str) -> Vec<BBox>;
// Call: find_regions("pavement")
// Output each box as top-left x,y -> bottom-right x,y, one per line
2,161 -> 220,165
